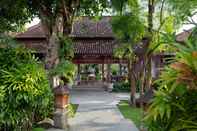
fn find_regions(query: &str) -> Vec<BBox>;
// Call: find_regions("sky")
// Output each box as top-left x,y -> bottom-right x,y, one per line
178,15 -> 197,32
26,18 -> 40,28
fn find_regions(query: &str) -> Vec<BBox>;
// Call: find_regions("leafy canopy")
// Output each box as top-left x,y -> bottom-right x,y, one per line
0,0 -> 111,33
0,0 -> 32,32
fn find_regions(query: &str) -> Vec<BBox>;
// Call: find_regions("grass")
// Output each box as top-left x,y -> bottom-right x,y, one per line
32,128 -> 45,131
117,100 -> 143,128
68,103 -> 79,118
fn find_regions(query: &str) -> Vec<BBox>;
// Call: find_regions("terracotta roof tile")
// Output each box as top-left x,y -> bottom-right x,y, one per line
16,23 -> 46,38
74,39 -> 116,56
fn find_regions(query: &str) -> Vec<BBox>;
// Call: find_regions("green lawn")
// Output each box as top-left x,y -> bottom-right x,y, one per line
117,100 -> 143,128
32,128 -> 45,131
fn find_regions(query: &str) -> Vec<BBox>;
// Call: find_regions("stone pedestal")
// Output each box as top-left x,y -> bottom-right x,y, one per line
53,86 -> 69,130
54,108 -> 68,129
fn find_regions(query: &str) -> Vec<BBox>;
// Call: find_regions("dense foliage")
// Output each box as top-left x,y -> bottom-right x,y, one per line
0,0 -> 32,32
0,45 -> 53,130
145,30 -> 197,130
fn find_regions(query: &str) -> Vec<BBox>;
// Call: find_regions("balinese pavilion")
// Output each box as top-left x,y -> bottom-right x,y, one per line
15,17 -> 129,87
15,16 -> 175,88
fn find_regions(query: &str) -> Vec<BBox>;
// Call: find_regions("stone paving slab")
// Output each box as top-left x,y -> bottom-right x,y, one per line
46,129 -> 65,131
46,89 -> 139,131
68,89 -> 139,131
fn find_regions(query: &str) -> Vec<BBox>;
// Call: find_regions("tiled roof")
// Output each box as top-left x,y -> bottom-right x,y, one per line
16,17 -> 114,38
71,17 -> 114,38
74,39 -> 116,56
16,23 -> 46,38
16,16 -> 192,41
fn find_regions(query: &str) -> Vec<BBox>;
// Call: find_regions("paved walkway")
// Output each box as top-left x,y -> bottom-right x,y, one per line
68,88 -> 139,131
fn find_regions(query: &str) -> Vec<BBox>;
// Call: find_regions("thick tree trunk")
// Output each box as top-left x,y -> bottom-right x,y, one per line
42,15 -> 64,88
45,32 -> 59,70
44,14 -> 64,69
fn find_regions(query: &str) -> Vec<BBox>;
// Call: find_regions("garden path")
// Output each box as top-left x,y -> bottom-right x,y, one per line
68,88 -> 139,131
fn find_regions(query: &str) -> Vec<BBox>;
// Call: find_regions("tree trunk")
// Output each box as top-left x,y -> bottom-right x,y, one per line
45,32 -> 59,70
130,63 -> 136,106
44,14 -> 64,68
128,60 -> 136,106
146,56 -> 152,89
42,14 -> 64,88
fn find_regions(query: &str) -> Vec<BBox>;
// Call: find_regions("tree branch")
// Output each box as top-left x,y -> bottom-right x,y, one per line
160,0 -> 166,24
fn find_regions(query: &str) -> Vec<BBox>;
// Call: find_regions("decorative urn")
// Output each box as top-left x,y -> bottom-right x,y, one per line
53,85 -> 69,109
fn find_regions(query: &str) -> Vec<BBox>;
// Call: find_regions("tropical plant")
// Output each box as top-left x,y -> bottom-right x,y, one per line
50,60 -> 76,85
0,45 -> 53,130
145,32 -> 197,131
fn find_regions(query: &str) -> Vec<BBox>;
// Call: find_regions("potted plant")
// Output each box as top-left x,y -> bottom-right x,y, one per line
50,60 -> 76,108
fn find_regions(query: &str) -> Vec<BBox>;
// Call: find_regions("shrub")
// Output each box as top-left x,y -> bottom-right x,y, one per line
111,64 -> 119,75
112,80 -> 141,92
112,81 -> 130,92
96,73 -> 101,80
0,47 -> 53,130
145,37 -> 197,130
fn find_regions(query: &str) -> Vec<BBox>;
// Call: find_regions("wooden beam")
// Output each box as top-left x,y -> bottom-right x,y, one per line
72,58 -> 128,64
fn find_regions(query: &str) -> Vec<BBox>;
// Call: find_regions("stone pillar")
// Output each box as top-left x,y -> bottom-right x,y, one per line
102,64 -> 105,81
119,64 -> 122,76
53,86 -> 69,130
77,64 -> 81,81
107,64 -> 111,82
